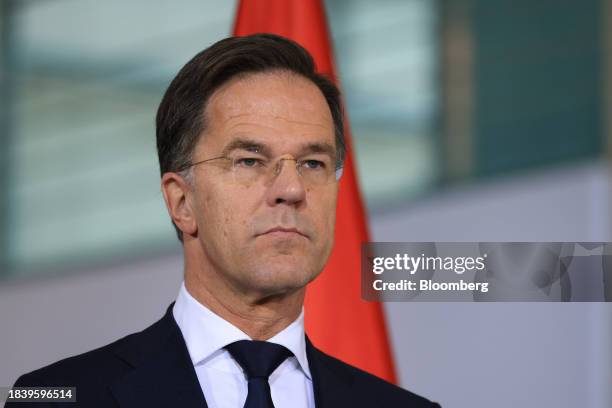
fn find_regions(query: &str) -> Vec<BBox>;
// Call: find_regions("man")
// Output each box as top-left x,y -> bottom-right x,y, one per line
8,34 -> 440,408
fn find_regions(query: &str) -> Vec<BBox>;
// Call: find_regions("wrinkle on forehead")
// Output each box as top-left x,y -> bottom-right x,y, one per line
198,72 -> 335,157
206,72 -> 333,126
224,113 -> 330,129
220,118 -> 334,154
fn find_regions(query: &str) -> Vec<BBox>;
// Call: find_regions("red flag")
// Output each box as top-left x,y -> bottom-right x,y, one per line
233,0 -> 397,383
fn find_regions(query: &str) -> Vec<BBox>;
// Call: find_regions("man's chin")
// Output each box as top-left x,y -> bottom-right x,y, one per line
245,266 -> 316,295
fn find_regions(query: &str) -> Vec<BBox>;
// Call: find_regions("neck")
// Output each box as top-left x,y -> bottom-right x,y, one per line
183,258 -> 305,341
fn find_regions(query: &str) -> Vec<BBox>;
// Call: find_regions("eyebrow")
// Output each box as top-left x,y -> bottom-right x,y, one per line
220,138 -> 270,156
299,142 -> 336,158
220,138 -> 336,158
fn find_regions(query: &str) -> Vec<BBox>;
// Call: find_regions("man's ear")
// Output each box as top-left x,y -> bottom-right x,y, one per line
161,172 -> 198,237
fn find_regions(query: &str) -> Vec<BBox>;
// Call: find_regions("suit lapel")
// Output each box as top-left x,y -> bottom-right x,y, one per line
106,304 -> 357,408
109,303 -> 208,408
306,337 -> 355,408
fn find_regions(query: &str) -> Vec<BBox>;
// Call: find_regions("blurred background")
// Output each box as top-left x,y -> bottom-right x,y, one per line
0,0 -> 610,407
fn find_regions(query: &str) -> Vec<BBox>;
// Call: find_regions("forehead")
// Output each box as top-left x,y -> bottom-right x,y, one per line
200,71 -> 335,152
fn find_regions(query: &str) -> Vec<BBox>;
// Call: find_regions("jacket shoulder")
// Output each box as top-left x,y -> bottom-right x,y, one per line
14,333 -> 133,388
9,333 -> 137,408
315,349 -> 441,407
12,306 -> 175,389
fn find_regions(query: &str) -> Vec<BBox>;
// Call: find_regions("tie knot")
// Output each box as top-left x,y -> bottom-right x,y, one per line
225,340 -> 292,379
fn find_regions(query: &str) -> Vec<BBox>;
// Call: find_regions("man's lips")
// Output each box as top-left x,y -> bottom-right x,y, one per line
258,227 -> 309,238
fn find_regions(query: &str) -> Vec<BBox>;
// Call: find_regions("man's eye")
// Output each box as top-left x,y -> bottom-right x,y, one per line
235,157 -> 264,167
302,160 -> 325,170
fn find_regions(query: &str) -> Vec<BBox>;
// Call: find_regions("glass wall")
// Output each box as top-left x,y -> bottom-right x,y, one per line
2,0 -> 605,281
326,0 -> 440,208
2,0 -> 237,276
0,0 -> 441,279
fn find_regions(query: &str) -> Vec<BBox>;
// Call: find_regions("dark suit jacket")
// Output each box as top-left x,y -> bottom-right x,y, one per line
7,304 -> 440,407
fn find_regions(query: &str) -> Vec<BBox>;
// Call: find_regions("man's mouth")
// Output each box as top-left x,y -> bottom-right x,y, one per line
259,227 -> 308,239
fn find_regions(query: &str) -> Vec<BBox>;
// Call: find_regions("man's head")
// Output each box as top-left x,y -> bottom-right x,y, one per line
157,34 -> 344,300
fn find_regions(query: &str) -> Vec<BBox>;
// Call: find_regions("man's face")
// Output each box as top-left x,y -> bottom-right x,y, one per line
187,71 -> 338,299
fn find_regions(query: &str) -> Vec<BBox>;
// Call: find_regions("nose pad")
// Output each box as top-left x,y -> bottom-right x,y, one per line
273,158 -> 299,179
266,157 -> 306,206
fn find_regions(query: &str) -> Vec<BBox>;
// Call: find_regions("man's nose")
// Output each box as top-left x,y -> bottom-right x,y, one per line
265,159 -> 306,206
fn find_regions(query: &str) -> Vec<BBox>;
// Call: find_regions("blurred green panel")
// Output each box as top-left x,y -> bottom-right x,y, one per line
0,0 -> 14,275
473,0 -> 603,176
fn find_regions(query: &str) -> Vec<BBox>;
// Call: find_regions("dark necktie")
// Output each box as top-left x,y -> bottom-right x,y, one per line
225,340 -> 292,408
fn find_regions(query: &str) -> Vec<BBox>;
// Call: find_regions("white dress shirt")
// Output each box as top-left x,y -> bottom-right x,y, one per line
173,282 -> 315,408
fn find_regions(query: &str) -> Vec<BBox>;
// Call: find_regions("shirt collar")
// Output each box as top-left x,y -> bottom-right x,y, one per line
173,281 -> 311,379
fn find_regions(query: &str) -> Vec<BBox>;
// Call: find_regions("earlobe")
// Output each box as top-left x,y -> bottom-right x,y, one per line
161,173 -> 198,237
